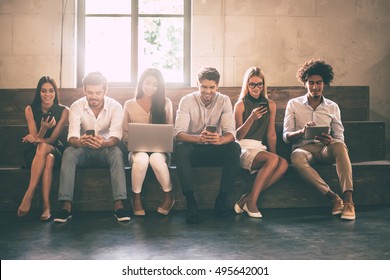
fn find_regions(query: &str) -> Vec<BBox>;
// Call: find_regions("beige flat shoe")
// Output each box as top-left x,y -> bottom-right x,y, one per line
157,199 -> 175,216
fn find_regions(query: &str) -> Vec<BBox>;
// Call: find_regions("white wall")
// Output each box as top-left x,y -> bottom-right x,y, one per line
0,0 -> 75,88
192,0 -> 390,125
0,0 -> 389,126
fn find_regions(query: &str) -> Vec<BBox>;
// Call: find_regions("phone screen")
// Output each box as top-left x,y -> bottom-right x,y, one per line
258,101 -> 268,109
206,125 -> 217,133
86,129 -> 95,136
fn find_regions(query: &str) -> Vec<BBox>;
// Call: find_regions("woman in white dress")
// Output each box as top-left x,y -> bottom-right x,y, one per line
233,67 -> 288,218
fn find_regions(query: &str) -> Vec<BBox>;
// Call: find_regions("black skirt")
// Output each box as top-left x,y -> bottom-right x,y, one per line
23,141 -> 65,168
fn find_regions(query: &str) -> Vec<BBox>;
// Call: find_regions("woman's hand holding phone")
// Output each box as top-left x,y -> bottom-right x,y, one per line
250,106 -> 268,121
41,112 -> 52,122
41,112 -> 56,129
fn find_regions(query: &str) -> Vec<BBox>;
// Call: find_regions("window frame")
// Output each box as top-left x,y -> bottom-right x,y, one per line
76,0 -> 191,87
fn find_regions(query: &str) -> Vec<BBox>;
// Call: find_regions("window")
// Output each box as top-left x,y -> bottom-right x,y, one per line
77,0 -> 191,86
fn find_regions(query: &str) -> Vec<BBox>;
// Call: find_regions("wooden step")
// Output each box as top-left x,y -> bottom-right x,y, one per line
1,162 -> 389,212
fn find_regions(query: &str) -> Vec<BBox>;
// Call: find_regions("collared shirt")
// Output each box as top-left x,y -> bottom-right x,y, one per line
174,91 -> 236,138
283,94 -> 344,150
68,96 -> 123,141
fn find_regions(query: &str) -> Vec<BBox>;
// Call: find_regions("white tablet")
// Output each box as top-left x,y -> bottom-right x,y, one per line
304,126 -> 330,140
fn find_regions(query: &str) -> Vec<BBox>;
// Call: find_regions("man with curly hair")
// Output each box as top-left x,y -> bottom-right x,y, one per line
283,59 -> 355,220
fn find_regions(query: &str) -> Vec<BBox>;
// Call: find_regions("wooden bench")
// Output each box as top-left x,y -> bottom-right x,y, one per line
0,86 -> 370,125
0,86 -> 389,212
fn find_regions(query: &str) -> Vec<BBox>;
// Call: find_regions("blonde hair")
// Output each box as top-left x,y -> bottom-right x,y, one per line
238,67 -> 268,100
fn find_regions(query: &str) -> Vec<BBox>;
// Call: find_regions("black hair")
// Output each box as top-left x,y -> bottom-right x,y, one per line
31,76 -> 59,110
135,68 -> 166,124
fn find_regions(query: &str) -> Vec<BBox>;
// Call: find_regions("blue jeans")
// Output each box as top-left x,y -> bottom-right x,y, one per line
58,146 -> 127,202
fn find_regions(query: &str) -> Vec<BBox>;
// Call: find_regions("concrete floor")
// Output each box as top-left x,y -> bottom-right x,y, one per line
1,206 -> 389,260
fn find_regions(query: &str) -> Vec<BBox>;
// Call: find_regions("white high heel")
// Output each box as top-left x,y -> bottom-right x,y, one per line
234,193 -> 248,214
243,203 -> 262,218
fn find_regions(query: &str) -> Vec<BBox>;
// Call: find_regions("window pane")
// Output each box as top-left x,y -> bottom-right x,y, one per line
85,17 -> 131,83
85,0 -> 131,14
138,17 -> 184,83
139,0 -> 183,14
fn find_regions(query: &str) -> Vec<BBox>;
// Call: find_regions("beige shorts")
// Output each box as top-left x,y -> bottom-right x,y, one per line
238,139 -> 267,174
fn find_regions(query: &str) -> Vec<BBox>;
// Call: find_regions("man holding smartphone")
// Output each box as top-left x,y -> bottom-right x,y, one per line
54,72 -> 130,223
283,59 -> 355,220
174,67 -> 241,224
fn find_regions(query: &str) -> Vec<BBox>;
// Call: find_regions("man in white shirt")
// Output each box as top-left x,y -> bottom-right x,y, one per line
174,67 -> 241,224
283,59 -> 355,220
54,72 -> 130,223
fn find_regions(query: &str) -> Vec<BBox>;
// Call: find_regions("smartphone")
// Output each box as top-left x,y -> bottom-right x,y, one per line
86,129 -> 95,137
258,101 -> 268,109
205,125 -> 217,133
41,112 -> 53,122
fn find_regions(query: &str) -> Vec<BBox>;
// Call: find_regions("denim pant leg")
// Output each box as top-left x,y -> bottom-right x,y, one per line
58,147 -> 89,201
219,141 -> 241,193
99,146 -> 127,201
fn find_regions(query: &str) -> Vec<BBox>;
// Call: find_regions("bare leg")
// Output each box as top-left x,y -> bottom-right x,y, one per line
238,152 -> 287,213
263,156 -> 288,189
40,154 -> 55,219
18,143 -> 54,216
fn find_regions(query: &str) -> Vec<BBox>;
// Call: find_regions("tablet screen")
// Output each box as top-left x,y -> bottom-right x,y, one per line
304,126 -> 330,140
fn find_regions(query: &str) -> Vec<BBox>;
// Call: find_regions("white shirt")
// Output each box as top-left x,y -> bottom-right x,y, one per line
283,94 -> 344,150
68,96 -> 123,141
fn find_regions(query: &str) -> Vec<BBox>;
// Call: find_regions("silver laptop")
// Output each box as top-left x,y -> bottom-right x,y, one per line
127,123 -> 174,153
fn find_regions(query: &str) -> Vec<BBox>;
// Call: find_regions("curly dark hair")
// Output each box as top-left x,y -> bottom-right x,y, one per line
296,59 -> 334,85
